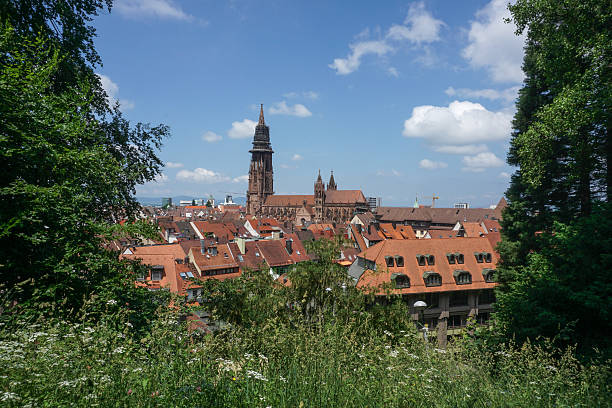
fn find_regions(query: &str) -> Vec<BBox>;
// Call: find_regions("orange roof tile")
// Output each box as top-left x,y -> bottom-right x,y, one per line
356,237 -> 498,295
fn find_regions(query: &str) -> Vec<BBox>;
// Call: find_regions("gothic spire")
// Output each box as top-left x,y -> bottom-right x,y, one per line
317,169 -> 322,182
258,104 -> 265,126
328,170 -> 337,190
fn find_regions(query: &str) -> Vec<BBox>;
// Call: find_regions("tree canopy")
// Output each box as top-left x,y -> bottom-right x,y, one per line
0,0 -> 170,323
497,0 -> 611,356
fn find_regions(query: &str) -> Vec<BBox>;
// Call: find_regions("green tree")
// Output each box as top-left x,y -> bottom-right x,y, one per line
497,0 -> 611,354
0,20 -> 169,321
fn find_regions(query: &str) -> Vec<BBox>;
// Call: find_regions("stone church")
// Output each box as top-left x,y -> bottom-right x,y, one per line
246,106 -> 368,224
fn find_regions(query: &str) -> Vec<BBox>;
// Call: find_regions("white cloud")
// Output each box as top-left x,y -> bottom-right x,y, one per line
419,159 -> 448,170
165,162 -> 183,168
462,0 -> 525,83
499,171 -> 511,179
387,67 -> 399,77
202,131 -> 222,143
96,74 -> 134,110
386,1 -> 445,44
284,91 -> 319,100
228,119 -> 256,139
269,101 -> 312,117
154,173 -> 168,183
176,168 -> 230,183
462,152 -> 505,172
329,40 -> 393,75
292,154 -> 303,161
329,2 -> 444,75
433,144 -> 489,155
391,169 -> 402,176
232,175 -> 249,183
402,100 -> 512,147
114,0 -> 194,21
445,86 -> 520,103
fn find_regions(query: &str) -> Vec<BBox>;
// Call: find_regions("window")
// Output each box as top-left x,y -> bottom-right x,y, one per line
453,270 -> 472,285
136,270 -> 147,281
482,268 -> 495,283
479,289 -> 496,305
448,314 -> 466,328
385,256 -> 395,267
446,253 -> 456,264
475,252 -> 484,263
450,291 -> 469,307
423,271 -> 442,287
476,313 -> 490,325
416,254 -> 427,266
456,253 -> 464,264
391,273 -> 410,288
395,256 -> 404,267
150,265 -> 164,281
427,255 -> 435,265
485,252 -> 492,263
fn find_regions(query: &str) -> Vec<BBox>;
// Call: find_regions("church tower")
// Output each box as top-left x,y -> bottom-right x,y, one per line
246,105 -> 274,215
314,170 -> 325,222
327,171 -> 337,190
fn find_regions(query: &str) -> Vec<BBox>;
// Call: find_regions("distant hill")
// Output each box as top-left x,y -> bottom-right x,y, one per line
136,196 -> 246,207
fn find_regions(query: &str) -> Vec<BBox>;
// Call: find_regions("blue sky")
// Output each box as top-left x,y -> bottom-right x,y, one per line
93,0 -> 524,208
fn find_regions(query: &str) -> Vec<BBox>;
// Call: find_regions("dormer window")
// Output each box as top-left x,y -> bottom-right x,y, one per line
391,273 -> 410,288
395,256 -> 404,267
427,255 -> 435,265
416,254 -> 427,266
453,270 -> 472,285
385,256 -> 395,267
482,268 -> 495,283
423,271 -> 442,287
456,253 -> 464,264
475,252 -> 484,263
446,253 -> 456,264
485,252 -> 492,263
150,265 -> 164,281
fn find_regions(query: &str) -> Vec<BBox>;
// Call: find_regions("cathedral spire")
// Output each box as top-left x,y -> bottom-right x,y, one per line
328,170 -> 337,190
258,104 -> 265,126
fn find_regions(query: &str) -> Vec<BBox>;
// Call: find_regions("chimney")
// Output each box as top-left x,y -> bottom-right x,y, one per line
200,239 -> 206,254
236,237 -> 246,255
368,224 -> 371,234
286,239 -> 293,254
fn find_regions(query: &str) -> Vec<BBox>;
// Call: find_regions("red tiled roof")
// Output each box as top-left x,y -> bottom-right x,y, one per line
264,195 -> 314,207
325,190 -> 367,204
376,206 -> 501,225
460,222 -> 486,237
192,221 -> 235,242
356,237 -> 498,295
349,224 -> 367,252
190,243 -> 239,272
427,229 -> 458,239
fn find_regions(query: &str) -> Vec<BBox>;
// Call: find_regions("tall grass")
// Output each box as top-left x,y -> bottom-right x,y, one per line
1,307 -> 609,407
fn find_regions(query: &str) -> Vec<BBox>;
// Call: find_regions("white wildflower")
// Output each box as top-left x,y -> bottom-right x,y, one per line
1,392 -> 20,402
113,346 -> 125,354
246,370 -> 268,381
106,299 -> 117,305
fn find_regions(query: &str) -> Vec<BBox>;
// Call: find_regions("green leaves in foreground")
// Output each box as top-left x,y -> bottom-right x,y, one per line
0,26 -> 169,322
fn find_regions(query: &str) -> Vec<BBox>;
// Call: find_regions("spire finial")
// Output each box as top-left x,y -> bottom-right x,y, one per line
258,104 -> 265,125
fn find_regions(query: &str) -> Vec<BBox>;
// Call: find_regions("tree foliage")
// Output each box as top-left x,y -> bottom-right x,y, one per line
497,0 -> 611,355
0,0 -> 170,324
